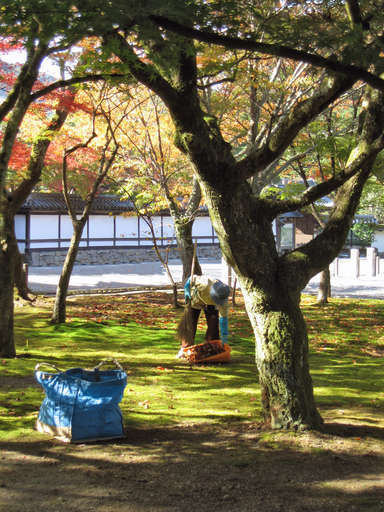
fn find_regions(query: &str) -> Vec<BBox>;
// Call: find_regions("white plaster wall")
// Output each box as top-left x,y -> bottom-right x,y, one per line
88,215 -> 113,246
115,215 -> 139,246
18,212 -> 219,251
372,231 -> 384,253
58,215 -> 88,248
15,214 -> 26,252
139,216 -> 162,246
162,216 -> 175,239
116,215 -> 138,246
30,215 -> 59,248
193,216 -> 216,243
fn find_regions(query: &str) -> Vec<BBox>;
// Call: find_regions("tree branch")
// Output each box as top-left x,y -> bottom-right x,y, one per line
345,0 -> 364,27
235,74 -> 354,181
29,73 -> 131,103
150,15 -> 384,91
102,32 -> 179,109
11,92 -> 75,212
268,132 -> 384,216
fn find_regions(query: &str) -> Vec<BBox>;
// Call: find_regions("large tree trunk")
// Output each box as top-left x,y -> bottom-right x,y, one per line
51,223 -> 85,324
174,218 -> 202,283
0,205 -> 16,357
204,182 -> 324,429
241,279 -> 322,429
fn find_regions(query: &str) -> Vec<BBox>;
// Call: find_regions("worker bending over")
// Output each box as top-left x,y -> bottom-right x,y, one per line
176,275 -> 230,358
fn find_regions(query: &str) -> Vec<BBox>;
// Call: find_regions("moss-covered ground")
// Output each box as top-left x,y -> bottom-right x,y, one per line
1,292 -> 384,511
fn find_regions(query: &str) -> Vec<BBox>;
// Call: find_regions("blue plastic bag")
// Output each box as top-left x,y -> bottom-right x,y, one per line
35,359 -> 127,443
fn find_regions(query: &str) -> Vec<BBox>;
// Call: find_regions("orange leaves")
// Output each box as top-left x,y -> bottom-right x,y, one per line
67,293 -> 179,330
6,138 -> 31,171
0,40 -> 23,53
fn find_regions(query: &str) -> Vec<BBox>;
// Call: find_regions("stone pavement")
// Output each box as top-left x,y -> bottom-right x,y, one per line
27,258 -> 384,299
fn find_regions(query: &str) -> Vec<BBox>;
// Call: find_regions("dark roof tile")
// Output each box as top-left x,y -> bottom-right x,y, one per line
19,193 -> 133,213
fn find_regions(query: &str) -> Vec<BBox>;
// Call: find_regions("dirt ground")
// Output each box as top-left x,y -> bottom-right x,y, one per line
1,420 -> 384,512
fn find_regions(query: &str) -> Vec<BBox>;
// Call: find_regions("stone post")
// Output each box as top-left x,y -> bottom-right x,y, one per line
366,247 -> 377,277
23,263 -> 29,288
350,248 -> 360,278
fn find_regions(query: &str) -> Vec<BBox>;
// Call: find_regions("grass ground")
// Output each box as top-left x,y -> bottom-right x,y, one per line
1,291 -> 384,511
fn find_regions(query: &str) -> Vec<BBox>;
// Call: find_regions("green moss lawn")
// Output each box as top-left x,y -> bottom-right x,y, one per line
2,292 -> 384,442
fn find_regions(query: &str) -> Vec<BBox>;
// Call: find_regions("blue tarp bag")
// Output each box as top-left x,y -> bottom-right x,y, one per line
35,359 -> 127,443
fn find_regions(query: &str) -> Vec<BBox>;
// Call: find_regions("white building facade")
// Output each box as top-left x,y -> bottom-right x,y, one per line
16,194 -> 221,266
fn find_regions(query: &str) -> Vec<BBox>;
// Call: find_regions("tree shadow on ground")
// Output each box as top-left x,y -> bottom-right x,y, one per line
1,421 -> 384,512
323,421 -> 384,440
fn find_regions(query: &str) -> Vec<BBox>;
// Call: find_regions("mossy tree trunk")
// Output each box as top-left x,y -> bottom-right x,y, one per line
241,280 -> 321,429
0,202 -> 16,357
203,167 -> 372,429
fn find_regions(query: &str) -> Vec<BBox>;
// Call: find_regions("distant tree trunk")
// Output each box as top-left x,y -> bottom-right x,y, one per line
174,219 -> 202,283
11,231 -> 34,301
51,221 -> 85,324
317,267 -> 331,305
163,177 -> 202,284
145,222 -> 181,308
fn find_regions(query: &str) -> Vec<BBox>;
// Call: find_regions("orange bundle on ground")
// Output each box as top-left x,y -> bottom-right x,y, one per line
182,340 -> 231,364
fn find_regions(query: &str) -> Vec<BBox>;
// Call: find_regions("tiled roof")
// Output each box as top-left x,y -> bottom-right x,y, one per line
19,193 -> 134,213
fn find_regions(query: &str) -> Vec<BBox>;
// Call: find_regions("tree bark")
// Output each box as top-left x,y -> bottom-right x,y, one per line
174,218 -> 202,283
0,202 -> 16,357
317,267 -> 331,305
241,279 -> 322,429
164,176 -> 203,283
51,223 -> 85,324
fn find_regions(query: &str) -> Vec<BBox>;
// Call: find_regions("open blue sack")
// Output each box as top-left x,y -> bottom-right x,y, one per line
35,359 -> 127,443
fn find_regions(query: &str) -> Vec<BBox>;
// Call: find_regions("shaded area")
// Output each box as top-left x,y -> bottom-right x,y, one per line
1,422 -> 384,512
